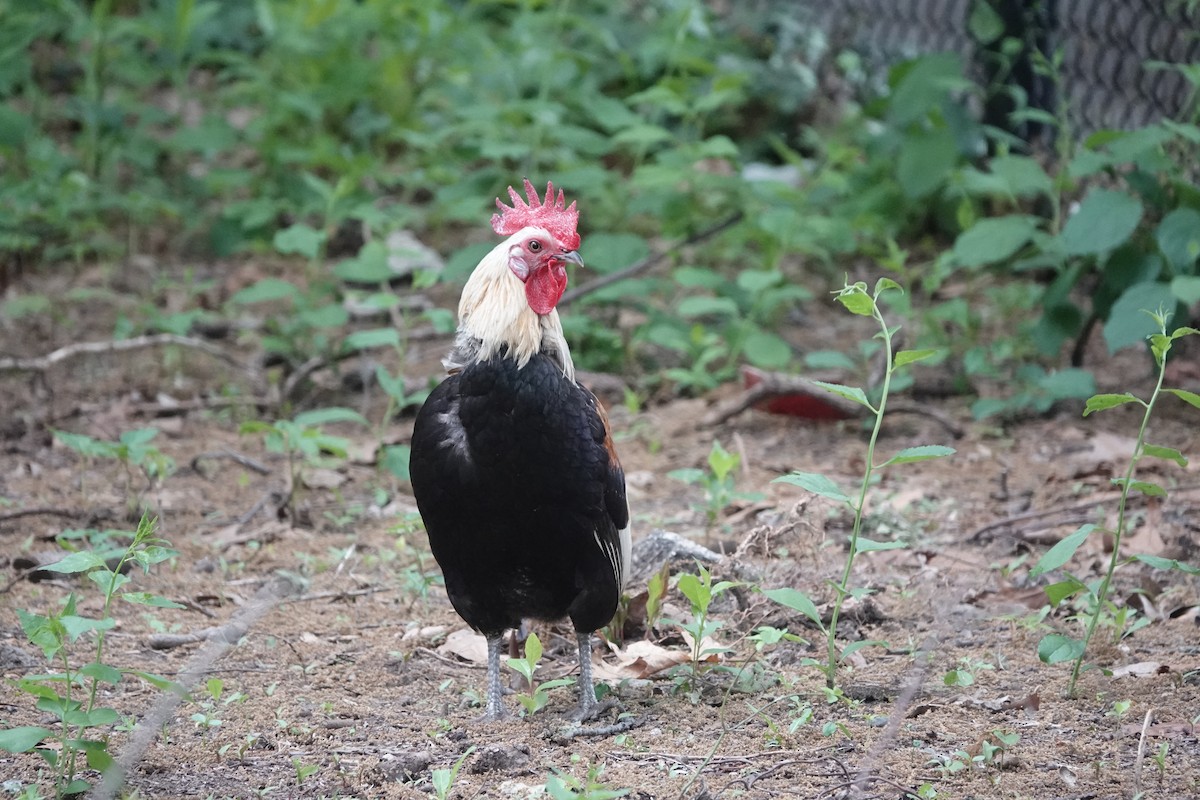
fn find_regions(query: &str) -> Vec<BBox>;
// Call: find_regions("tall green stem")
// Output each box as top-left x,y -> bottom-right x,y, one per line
1067,356 -> 1166,696
824,303 -> 894,688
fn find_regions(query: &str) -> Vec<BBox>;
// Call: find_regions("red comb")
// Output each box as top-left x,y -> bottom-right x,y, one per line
491,179 -> 580,250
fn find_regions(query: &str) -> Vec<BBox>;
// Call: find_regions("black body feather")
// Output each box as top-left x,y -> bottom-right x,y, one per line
410,351 -> 628,638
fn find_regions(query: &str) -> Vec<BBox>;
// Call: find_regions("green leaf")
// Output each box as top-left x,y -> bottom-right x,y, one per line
1059,189 -> 1143,256
1166,389 -> 1200,410
677,296 -> 739,318
380,444 -> 411,481
44,551 -> 109,574
1172,276 -> 1200,306
61,615 -> 115,641
897,128 -> 958,198
894,349 -> 938,368
121,592 -> 187,609
342,328 -> 401,352
968,0 -> 1005,43
580,233 -> 650,275
1102,281 -> 1179,353
1044,577 -> 1087,606
879,445 -> 955,467
1030,524 -> 1096,578
742,330 -> 792,369
1112,478 -> 1167,497
334,241 -> 392,283
773,472 -> 851,504
1155,208 -> 1200,271
1037,634 -> 1086,664
0,726 -> 52,753
292,408 -> 369,428
1131,555 -> 1200,575
126,670 -> 187,694
761,587 -> 825,630
79,662 -> 123,684
944,668 -> 974,687
230,278 -> 300,305
889,53 -> 969,126
1083,393 -> 1140,416
524,632 -> 542,665
952,216 -> 1039,267
989,155 -> 1053,198
856,538 -> 908,552
840,639 -> 887,660
273,224 -> 325,259
1142,444 -> 1187,467
809,380 -> 870,409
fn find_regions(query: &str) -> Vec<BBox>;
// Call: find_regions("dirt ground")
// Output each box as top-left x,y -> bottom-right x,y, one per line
1,266 -> 1199,800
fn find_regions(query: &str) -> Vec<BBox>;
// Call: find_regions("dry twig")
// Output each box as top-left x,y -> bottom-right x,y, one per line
191,449 -> 271,475
94,576 -> 303,800
0,333 -> 251,376
558,214 -> 744,307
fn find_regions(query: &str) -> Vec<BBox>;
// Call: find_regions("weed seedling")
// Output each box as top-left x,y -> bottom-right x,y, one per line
292,757 -> 319,785
506,633 -> 574,717
0,514 -> 182,797
1029,314 -> 1199,696
431,746 -> 475,800
769,279 -> 955,690
53,427 -> 176,515
668,441 -> 763,531
240,407 -> 369,521
663,565 -> 738,697
545,763 -> 630,800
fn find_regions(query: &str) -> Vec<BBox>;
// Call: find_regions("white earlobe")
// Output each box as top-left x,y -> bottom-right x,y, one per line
508,247 -> 529,282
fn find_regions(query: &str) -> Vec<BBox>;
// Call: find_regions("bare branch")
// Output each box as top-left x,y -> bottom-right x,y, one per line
0,333 -> 253,375
559,214 -> 744,307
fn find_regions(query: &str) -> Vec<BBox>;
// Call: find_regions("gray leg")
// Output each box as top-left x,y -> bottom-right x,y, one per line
482,633 -> 509,721
575,631 -> 598,717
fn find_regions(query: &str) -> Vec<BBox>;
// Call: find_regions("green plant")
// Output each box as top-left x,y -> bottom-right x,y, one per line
1029,314 -> 1198,696
292,757 -> 318,785
769,280 -> 955,690
505,633 -> 575,717
0,514 -> 182,797
545,764 -> 630,800
431,746 -> 475,800
668,441 -> 763,530
1153,742 -> 1170,782
53,428 -> 175,514
943,656 -> 995,688
240,407 -> 368,521
662,565 -> 738,696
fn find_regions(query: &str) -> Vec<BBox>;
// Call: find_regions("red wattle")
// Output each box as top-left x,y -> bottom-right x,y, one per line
525,263 -> 568,315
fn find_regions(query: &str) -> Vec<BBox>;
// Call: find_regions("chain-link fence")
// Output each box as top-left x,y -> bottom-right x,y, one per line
796,0 -> 1199,138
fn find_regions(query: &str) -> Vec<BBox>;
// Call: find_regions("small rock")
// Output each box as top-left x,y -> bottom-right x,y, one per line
0,643 -> 39,670
377,750 -> 434,782
470,743 -> 531,774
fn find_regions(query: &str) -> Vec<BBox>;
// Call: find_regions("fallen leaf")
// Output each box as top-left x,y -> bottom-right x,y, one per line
437,629 -> 488,664
594,640 -> 690,680
1111,661 -> 1168,679
303,468 -> 347,489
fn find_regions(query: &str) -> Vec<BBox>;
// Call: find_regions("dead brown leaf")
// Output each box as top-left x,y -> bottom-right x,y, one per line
594,640 -> 690,680
437,629 -> 488,664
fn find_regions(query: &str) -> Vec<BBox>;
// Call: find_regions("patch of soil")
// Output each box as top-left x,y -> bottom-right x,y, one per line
2,272 -> 1199,800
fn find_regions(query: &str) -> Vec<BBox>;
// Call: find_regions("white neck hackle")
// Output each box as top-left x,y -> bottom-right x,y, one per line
446,228 -> 575,381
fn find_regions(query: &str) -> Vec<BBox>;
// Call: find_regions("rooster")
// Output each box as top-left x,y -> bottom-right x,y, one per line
409,180 -> 630,721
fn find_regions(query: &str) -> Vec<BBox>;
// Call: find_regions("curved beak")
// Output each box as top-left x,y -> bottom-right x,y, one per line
555,250 -> 584,268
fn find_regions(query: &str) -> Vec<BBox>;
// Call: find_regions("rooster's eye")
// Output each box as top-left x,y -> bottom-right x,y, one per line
528,240 -> 542,252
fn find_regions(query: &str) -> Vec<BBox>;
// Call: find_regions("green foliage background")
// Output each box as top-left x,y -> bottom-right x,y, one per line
2,0 -> 1198,415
